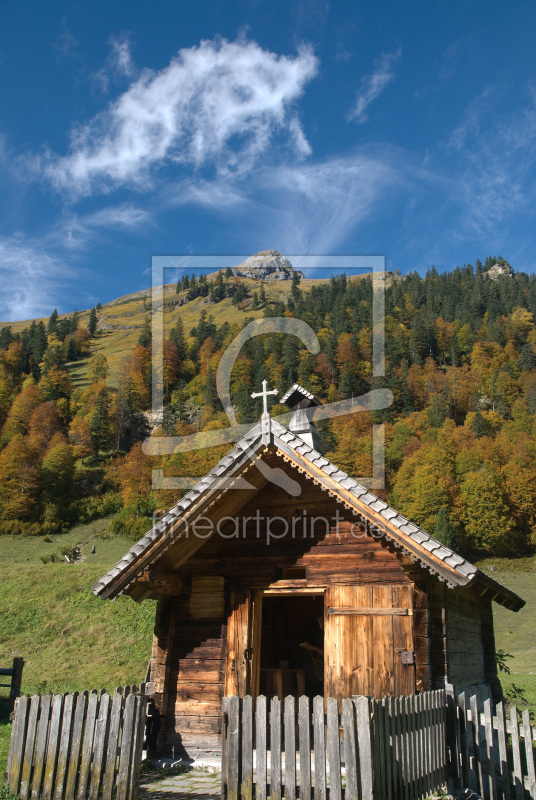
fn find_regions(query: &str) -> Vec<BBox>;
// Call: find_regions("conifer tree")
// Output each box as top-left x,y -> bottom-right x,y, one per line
434,506 -> 458,549
203,365 -> 217,408
0,327 -> 14,350
291,269 -> 301,303
138,317 -> 152,348
338,363 -> 354,398
88,307 -> 98,337
469,409 -> 489,437
233,379 -> 257,424
169,317 -> 187,360
518,342 -> 535,371
232,284 -> 247,305
47,309 -> 59,336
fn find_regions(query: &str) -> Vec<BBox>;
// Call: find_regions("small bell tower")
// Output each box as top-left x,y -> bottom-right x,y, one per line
281,383 -> 323,454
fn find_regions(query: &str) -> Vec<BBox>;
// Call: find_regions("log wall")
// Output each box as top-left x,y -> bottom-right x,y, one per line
143,470 -> 495,758
445,588 -> 486,689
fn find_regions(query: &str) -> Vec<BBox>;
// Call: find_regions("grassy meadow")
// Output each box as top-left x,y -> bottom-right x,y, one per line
477,556 -> 536,711
0,519 -> 155,776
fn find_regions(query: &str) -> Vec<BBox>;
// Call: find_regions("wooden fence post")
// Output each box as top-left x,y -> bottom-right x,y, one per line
298,696 -> 311,800
522,708 -> 536,796
241,696 -> 253,800
65,693 -> 88,800
326,698 -> 341,800
42,694 -> 64,800
31,694 -> 52,800
7,695 -> 29,797
255,696 -> 267,800
270,697 -> 282,800
283,696 -> 296,800
354,696 -> 373,800
312,696 -> 326,800
54,692 -> 77,800
445,687 -> 460,794
101,689 -> 123,800
224,695 -> 240,800
221,697 -> 229,800
510,705 -> 524,800
127,695 -> 148,800
20,695 -> 40,800
341,699 -> 357,800
495,701 -> 511,800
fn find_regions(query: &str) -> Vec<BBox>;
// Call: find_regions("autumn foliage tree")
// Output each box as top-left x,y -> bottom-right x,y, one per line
0,434 -> 40,526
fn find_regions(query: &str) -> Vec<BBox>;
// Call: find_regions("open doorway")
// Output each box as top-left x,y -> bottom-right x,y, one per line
258,594 -> 325,699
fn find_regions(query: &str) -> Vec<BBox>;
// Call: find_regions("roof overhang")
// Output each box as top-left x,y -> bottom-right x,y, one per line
92,419 -> 525,612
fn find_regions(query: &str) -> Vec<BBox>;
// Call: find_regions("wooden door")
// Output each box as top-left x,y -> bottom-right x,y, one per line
325,584 -> 414,701
224,589 -> 263,697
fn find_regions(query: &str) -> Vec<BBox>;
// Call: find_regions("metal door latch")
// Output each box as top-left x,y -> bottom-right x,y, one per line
401,650 -> 415,665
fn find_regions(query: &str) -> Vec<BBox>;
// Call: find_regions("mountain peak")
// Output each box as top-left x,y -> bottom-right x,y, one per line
229,250 -> 304,281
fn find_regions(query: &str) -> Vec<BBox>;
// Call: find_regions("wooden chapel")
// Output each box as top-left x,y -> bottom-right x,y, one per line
92,384 -> 524,761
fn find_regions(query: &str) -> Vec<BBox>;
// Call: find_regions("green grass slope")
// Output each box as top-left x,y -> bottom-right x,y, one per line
0,271 -> 382,390
0,520 -> 155,775
477,556 -> 536,712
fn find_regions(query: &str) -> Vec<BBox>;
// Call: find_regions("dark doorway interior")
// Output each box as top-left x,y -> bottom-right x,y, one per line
259,594 -> 324,698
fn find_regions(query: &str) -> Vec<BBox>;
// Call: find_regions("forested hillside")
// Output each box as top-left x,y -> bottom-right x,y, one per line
1,256 -> 536,561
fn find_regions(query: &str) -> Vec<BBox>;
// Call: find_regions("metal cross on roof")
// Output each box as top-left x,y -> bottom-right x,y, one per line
251,379 -> 278,418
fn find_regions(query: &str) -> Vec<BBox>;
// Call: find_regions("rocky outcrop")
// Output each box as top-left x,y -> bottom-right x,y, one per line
485,261 -> 514,280
229,250 -> 304,281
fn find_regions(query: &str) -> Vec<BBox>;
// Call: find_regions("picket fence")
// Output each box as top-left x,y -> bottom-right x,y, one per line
221,690 -> 447,800
452,690 -> 536,800
7,685 -> 148,800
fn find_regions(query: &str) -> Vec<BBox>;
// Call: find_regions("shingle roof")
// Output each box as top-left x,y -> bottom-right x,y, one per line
92,417 -> 525,611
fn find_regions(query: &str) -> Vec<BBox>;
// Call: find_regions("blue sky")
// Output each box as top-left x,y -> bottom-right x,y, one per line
1,0 -> 536,320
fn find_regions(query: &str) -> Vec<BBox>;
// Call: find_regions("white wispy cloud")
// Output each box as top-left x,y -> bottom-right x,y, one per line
171,150 -> 402,253
0,204 -> 151,320
447,87 -> 536,236
94,34 -> 136,92
0,237 -> 66,321
40,38 -> 318,196
349,47 -> 401,124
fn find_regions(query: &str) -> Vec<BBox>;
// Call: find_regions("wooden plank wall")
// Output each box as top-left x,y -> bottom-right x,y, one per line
445,589 -> 486,689
149,598 -> 175,753
152,472 -> 415,591
163,591 -> 227,761
428,582 -> 448,690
